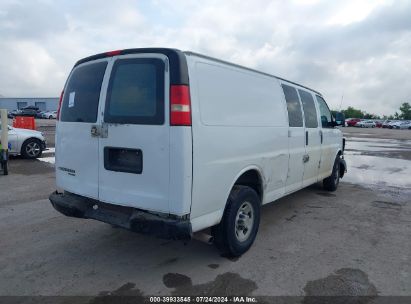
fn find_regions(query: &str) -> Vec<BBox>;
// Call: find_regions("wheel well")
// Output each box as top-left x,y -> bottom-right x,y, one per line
234,170 -> 263,201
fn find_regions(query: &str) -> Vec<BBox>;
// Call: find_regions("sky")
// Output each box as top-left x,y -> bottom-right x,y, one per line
0,0 -> 410,116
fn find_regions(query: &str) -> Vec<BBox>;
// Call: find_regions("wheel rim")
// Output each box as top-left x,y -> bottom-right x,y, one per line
26,142 -> 40,157
235,201 -> 254,242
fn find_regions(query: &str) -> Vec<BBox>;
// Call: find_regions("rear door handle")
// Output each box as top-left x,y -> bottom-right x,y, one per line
91,124 -> 108,138
320,130 -> 323,144
305,131 -> 308,146
91,125 -> 100,137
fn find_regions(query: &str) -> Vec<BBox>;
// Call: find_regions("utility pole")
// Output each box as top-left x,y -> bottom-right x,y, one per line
0,109 -> 9,175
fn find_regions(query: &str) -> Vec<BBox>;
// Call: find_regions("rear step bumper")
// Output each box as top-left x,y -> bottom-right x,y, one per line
49,191 -> 192,240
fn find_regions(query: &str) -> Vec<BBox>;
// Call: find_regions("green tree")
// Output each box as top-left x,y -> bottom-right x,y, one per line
342,106 -> 364,118
363,113 -> 380,119
399,102 -> 411,120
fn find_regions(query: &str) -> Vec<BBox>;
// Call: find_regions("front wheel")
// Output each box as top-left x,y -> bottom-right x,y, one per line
21,138 -> 43,159
211,185 -> 261,257
323,156 -> 340,191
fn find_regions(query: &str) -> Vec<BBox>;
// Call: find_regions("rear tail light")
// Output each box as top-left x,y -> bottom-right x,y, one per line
170,85 -> 191,126
56,90 -> 64,120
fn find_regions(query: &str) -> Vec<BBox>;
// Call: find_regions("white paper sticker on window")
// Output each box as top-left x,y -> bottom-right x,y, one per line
68,92 -> 75,108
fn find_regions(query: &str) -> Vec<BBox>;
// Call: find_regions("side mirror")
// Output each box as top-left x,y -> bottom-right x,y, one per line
334,112 -> 345,126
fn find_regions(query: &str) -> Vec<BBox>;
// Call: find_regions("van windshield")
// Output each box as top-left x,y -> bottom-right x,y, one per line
60,61 -> 108,123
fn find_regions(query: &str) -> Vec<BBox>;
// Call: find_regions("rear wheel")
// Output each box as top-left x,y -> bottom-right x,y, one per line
211,185 -> 260,257
21,138 -> 42,159
323,156 -> 340,191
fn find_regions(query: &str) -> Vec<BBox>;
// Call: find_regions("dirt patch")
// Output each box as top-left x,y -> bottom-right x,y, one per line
303,268 -> 378,304
316,192 -> 336,197
359,150 -> 411,161
371,200 -> 402,210
220,254 -> 239,262
90,282 -> 145,304
285,214 -> 297,221
353,164 -> 373,170
385,167 -> 404,174
158,257 -> 179,266
163,272 -> 257,296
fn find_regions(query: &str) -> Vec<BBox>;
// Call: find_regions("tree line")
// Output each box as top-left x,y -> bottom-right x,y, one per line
333,102 -> 411,120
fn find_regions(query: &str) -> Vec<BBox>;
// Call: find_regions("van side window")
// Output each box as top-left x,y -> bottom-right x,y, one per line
282,84 -> 303,127
298,89 -> 318,128
316,95 -> 333,128
105,58 -> 165,125
61,62 -> 108,123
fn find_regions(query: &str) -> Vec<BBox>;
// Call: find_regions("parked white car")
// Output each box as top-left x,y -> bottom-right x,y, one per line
356,120 -> 376,128
50,48 -> 347,256
387,121 -> 402,129
42,111 -> 57,119
393,121 -> 411,129
0,124 -> 46,158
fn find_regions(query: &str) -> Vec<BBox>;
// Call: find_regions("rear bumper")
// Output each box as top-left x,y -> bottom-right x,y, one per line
49,191 -> 192,240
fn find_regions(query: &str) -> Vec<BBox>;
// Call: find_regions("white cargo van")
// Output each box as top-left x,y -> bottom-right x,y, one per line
50,48 -> 346,256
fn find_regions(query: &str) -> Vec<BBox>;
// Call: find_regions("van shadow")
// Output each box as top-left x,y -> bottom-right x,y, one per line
258,182 -> 338,232
35,182 -> 337,294
51,182 -> 330,266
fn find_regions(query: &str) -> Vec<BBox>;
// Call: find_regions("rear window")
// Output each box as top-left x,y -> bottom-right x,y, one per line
60,61 -> 108,123
104,58 -> 165,125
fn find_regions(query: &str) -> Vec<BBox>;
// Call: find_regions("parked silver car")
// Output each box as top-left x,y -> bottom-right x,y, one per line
40,111 -> 57,119
0,124 -> 46,158
356,120 -> 376,128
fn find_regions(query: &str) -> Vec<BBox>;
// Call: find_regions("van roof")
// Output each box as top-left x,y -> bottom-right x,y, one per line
74,48 -> 322,96
184,51 -> 322,96
74,48 -> 189,86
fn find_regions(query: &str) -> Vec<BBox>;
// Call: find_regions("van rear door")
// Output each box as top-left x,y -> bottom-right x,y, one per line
56,59 -> 108,199
98,54 -> 170,213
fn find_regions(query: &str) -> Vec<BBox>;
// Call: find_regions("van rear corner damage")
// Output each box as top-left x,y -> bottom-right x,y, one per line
49,191 -> 192,240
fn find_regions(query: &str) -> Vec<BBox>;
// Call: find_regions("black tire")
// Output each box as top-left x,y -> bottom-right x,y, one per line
21,138 -> 43,159
323,156 -> 340,191
211,185 -> 261,257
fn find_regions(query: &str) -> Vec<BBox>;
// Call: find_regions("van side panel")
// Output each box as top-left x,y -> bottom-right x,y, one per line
169,127 -> 193,216
187,56 -> 289,231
